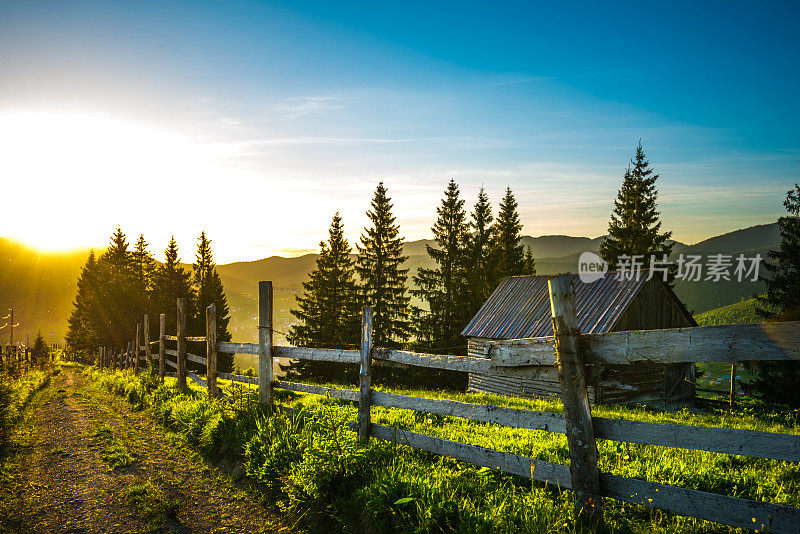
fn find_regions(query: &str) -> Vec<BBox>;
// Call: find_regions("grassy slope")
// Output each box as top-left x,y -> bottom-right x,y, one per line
90,367 -> 800,533
694,297 -> 777,326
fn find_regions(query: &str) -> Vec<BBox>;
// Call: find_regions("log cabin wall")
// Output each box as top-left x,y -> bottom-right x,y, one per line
465,275 -> 697,409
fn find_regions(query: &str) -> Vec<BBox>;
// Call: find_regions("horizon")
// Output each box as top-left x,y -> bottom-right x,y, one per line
1,1 -> 798,263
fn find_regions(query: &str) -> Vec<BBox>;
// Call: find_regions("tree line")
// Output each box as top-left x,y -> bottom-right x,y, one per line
287,181 -> 536,358
65,229 -> 233,372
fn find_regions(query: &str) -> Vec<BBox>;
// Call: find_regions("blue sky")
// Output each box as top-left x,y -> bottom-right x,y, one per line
1,1 -> 798,261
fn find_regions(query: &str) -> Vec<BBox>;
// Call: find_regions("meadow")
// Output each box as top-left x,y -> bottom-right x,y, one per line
85,366 -> 800,533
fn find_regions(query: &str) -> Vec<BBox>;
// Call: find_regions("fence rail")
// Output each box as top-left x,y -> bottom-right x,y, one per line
97,278 -> 800,533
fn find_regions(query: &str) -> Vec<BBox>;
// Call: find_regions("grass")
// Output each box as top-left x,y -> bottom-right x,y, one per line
0,370 -> 51,454
693,297 -> 778,327
122,479 -> 179,529
92,422 -> 135,469
88,367 -> 800,533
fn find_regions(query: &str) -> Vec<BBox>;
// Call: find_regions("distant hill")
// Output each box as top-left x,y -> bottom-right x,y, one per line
694,297 -> 776,326
0,238 -> 93,345
672,223 -> 778,314
0,221 -> 780,344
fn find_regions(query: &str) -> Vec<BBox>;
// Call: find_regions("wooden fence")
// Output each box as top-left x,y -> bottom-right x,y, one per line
100,277 -> 800,532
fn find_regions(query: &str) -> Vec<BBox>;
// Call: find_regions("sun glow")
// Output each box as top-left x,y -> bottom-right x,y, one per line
0,109 -> 270,257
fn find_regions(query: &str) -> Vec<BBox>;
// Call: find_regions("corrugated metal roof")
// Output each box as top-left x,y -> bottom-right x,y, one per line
461,273 -> 648,340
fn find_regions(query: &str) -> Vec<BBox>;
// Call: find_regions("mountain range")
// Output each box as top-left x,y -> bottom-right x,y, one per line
0,222 -> 779,345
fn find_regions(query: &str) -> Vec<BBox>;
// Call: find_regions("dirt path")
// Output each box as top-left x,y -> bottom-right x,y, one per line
1,370 -> 279,533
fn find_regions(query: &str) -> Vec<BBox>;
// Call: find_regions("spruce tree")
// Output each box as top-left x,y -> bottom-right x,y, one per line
32,331 -> 47,366
287,214 -> 361,381
466,187 -> 494,315
744,184 -> 800,406
96,227 -> 137,348
131,234 -> 157,320
153,236 -> 194,335
413,179 -> 470,353
490,187 -> 526,284
758,183 -> 800,320
599,142 -> 673,274
356,182 -> 412,347
523,245 -> 536,275
191,232 -> 233,372
66,250 -> 101,355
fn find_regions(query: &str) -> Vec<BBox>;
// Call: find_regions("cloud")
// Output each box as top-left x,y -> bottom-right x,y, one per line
273,96 -> 352,119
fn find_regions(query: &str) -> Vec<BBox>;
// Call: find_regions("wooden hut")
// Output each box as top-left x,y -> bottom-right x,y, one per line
462,273 -> 696,409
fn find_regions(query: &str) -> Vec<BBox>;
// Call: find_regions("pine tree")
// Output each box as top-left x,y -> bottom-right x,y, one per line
523,245 -> 536,275
32,331 -> 47,366
599,142 -> 673,275
131,234 -> 157,320
191,232 -> 233,372
413,179 -> 470,353
66,250 -> 100,356
287,214 -> 361,381
96,227 -> 137,348
490,187 -> 525,284
356,182 -> 412,347
466,187 -> 494,316
758,183 -> 800,320
744,184 -> 800,407
153,236 -> 194,336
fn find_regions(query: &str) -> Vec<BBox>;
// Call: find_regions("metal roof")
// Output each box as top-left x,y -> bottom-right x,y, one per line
461,273 -> 649,340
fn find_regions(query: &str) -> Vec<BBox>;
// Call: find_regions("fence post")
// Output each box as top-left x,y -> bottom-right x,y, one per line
135,323 -> 141,375
126,341 -> 131,370
258,281 -> 273,407
548,274 -> 602,526
177,298 -> 187,390
358,306 -> 374,443
206,304 -> 218,398
159,313 -> 166,380
143,315 -> 151,374
729,363 -> 737,411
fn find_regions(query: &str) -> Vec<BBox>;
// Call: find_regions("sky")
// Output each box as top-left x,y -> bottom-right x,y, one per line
1,0 -> 798,263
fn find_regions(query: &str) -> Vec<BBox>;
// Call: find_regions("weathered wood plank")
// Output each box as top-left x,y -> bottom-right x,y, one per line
273,380 -> 358,401
206,304 -> 217,398
218,372 -> 259,385
373,348 -> 492,374
593,417 -> 800,462
176,298 -> 187,390
158,314 -> 166,380
143,315 -> 151,374
367,423 -> 572,488
258,281 -> 273,406
274,346 -> 360,363
585,321 -> 800,364
359,306 -> 374,442
485,337 -> 557,366
135,324 -> 141,375
549,274 -> 601,524
371,390 -> 567,433
186,336 -> 207,342
601,473 -> 800,533
217,341 -> 258,355
186,352 -> 207,366
164,335 -> 178,341
165,358 -> 177,369
186,370 -> 207,389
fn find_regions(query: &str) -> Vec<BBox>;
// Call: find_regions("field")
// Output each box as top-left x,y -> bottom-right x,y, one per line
84,367 -> 800,533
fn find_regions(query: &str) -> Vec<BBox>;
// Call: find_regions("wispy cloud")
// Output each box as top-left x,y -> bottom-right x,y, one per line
273,96 -> 353,119
484,76 -> 554,87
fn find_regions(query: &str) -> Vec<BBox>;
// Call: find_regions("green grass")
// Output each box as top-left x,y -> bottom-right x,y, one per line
693,297 -> 777,326
122,479 -> 178,528
0,370 -> 51,452
89,367 -> 800,533
92,422 -> 135,469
